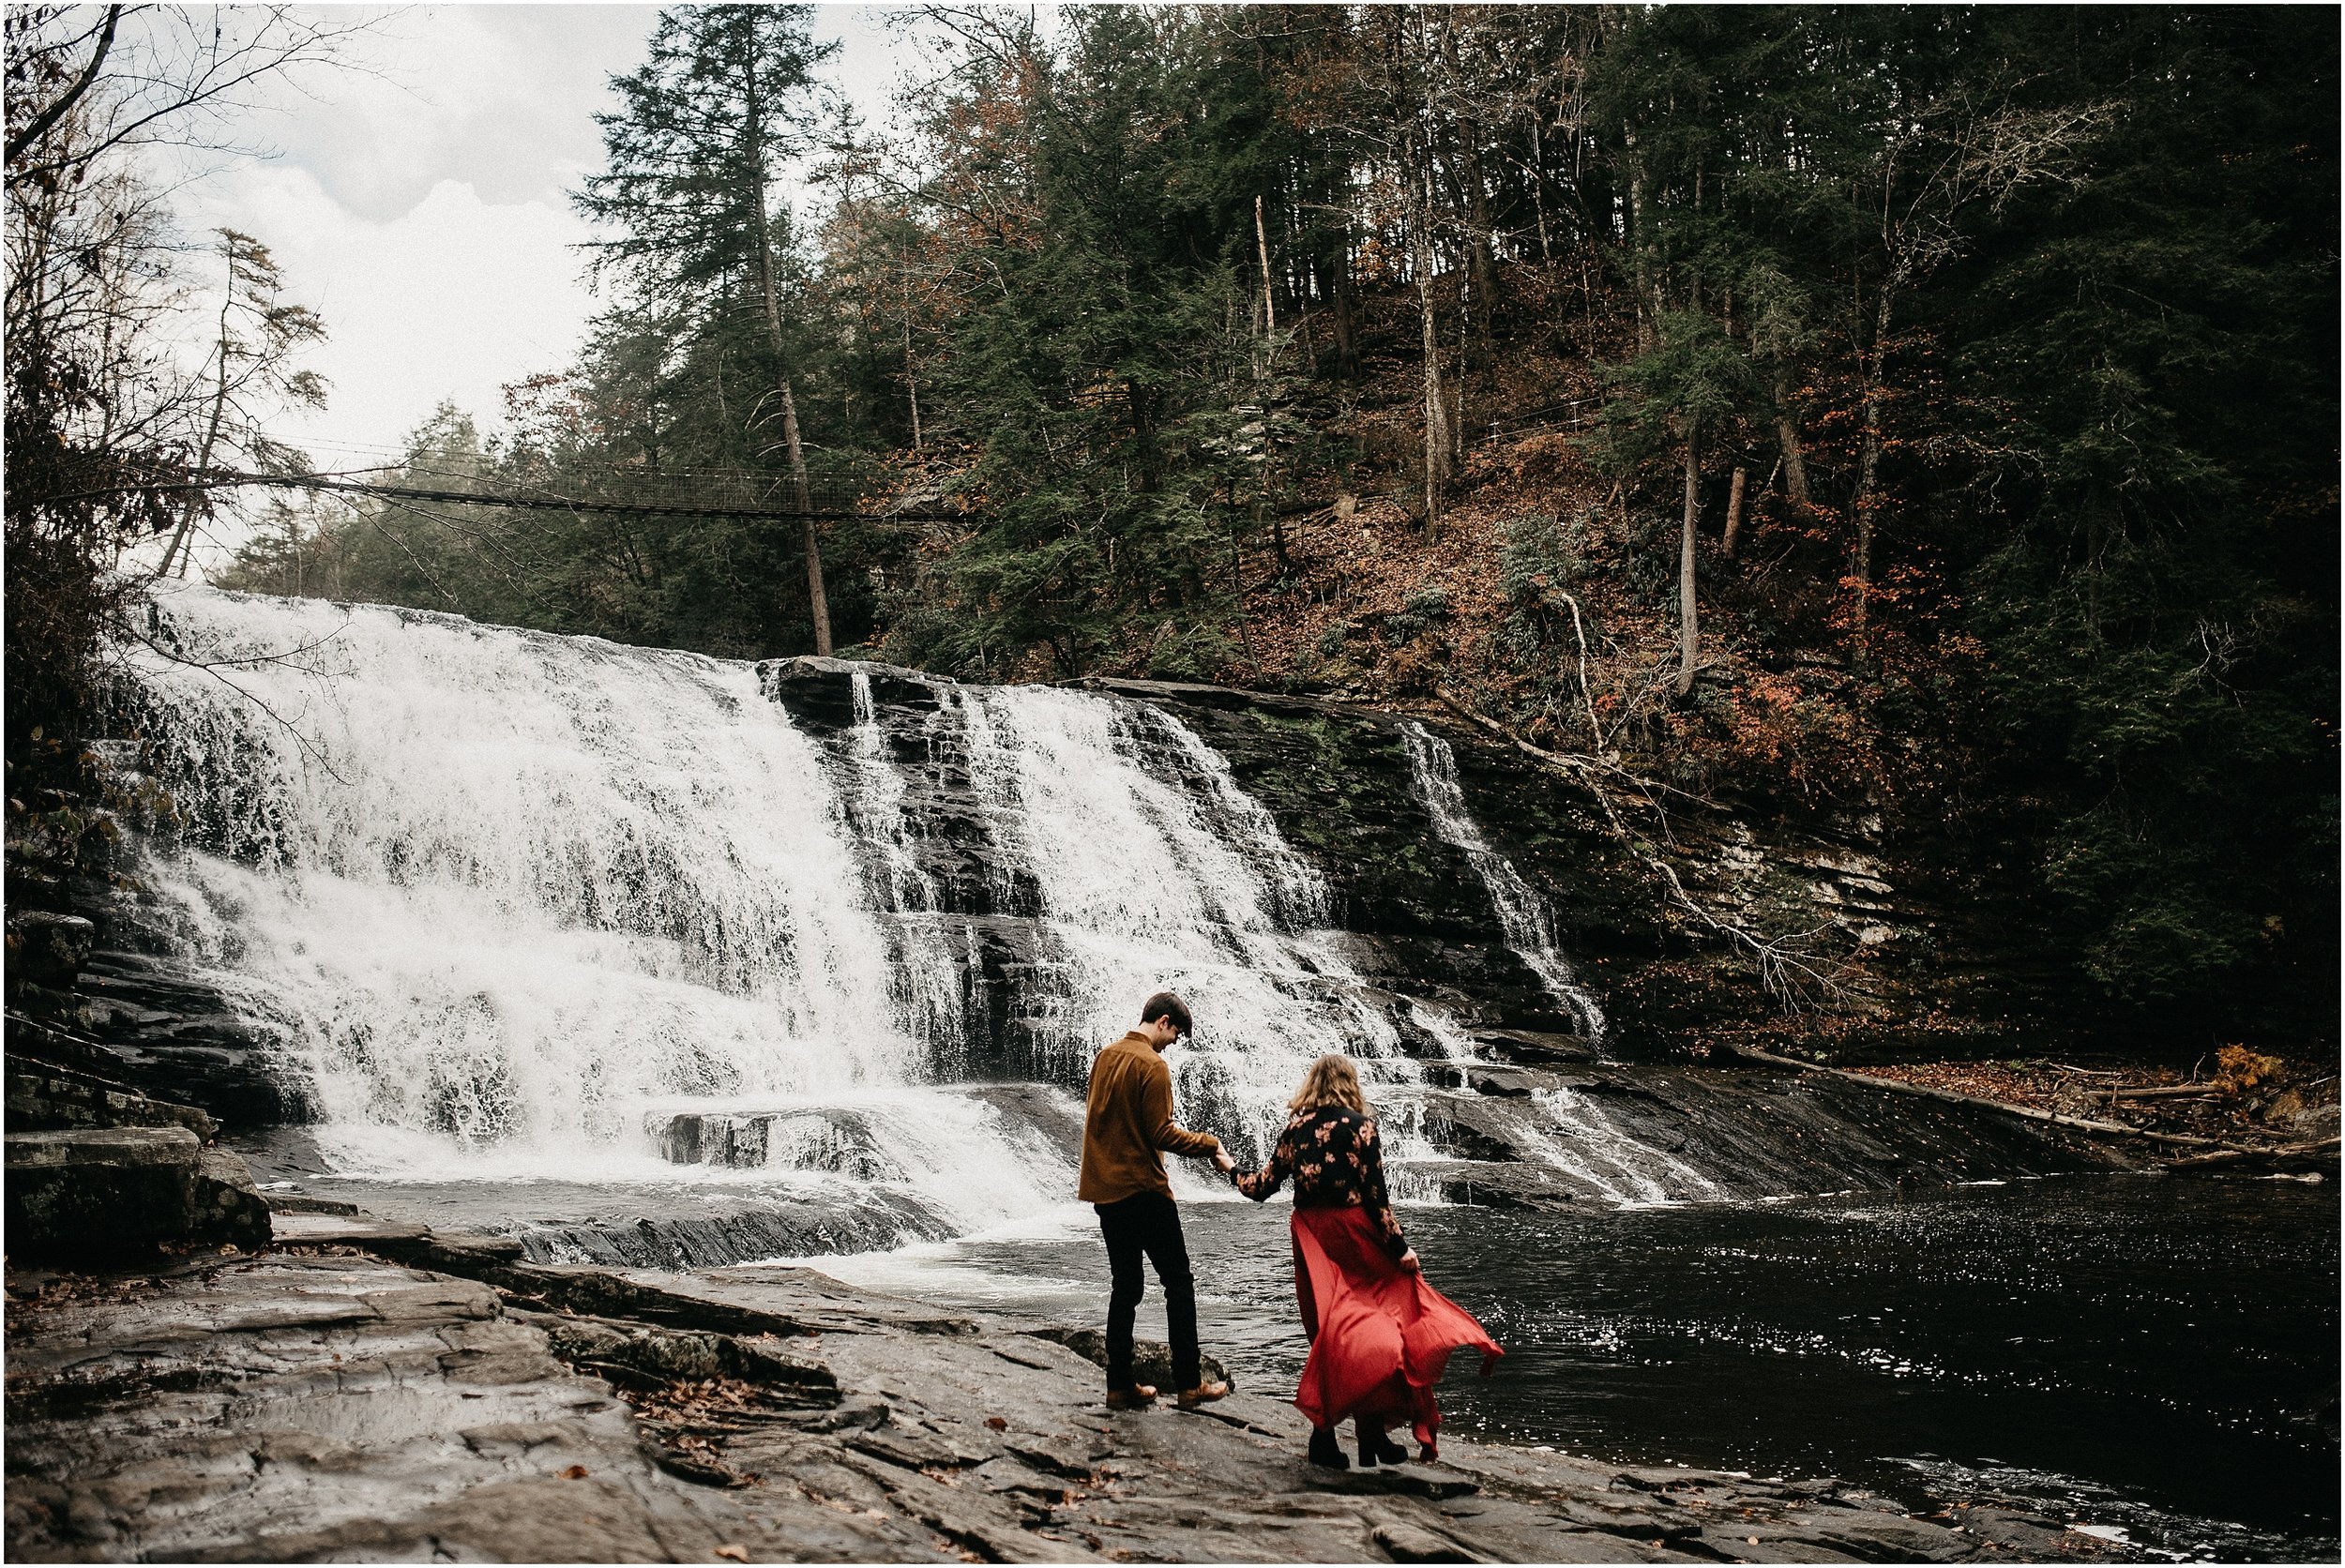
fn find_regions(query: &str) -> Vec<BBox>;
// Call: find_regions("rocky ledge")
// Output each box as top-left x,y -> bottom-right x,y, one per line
6,1217 -> 2133,1565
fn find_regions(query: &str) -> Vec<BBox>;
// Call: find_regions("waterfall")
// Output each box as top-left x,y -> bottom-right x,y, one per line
104,586 -> 1708,1251
111,589 -> 1437,1193
1402,722 -> 1608,1042
1521,1087 -> 1727,1206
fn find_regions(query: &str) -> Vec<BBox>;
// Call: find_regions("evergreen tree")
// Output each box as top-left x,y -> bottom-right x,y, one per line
576,4 -> 841,651
893,7 -> 1300,677
1930,6 -> 2339,1035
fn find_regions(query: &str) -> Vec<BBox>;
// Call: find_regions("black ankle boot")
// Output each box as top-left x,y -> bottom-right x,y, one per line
1306,1426 -> 1350,1469
1356,1427 -> 1409,1467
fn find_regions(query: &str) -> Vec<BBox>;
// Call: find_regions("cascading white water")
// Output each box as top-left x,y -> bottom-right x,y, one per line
943,684 -> 1446,1170
1403,721 -> 1608,1042
115,588 -> 1064,1214
1521,1087 -> 1727,1206
110,586 -> 1717,1245
838,670 -> 966,1068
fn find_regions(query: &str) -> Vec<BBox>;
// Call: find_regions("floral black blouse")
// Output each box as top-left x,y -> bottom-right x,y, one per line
1232,1107 -> 1409,1259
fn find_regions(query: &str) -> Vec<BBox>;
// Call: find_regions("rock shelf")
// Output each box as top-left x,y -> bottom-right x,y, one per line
4,1216 -> 2133,1564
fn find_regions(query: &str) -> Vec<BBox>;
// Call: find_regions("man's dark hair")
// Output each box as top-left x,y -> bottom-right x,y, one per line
1140,991 -> 1192,1036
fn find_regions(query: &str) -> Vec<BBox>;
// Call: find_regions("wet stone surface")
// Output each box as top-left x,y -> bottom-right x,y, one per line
3,1228 -> 2137,1564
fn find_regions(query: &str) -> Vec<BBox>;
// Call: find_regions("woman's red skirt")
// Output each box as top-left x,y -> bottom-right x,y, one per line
1288,1205 -> 1502,1445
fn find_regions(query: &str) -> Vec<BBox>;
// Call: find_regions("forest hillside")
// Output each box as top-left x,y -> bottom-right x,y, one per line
13,5 -> 2337,1057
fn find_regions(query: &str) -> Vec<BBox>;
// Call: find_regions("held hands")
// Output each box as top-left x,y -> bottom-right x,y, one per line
1398,1247 -> 1421,1274
1209,1144 -> 1236,1176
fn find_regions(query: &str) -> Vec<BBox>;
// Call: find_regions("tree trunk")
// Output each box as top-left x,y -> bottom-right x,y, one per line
1849,280 -> 1895,630
743,60 -> 829,655
1528,108 -> 1552,264
1438,136 -> 1500,354
1253,194 -> 1277,338
1853,395 -> 1880,595
1415,200 -> 1448,528
1625,128 -> 1653,354
1674,423 -> 1700,700
1327,229 -> 1357,378
1433,13 -> 1501,347
1772,368 -> 1811,508
1453,267 -> 1469,467
1408,137 -> 1450,529
1722,464 -> 1747,560
1295,257 -> 1319,377
1399,17 -> 1450,534
902,294 -> 922,450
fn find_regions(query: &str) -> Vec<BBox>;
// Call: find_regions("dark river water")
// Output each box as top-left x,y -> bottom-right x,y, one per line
810,1174 -> 2338,1561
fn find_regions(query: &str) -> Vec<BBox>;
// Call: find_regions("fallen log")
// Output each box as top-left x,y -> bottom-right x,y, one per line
1731,1047 -> 2345,1173
2162,1138 -> 2339,1172
1727,1045 -> 2223,1148
2102,1085 -> 2221,1101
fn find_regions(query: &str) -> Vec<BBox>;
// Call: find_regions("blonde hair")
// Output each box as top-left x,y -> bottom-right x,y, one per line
1289,1053 -> 1369,1115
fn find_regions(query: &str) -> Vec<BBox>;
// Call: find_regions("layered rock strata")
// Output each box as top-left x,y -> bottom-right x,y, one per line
5,1003 -> 272,1263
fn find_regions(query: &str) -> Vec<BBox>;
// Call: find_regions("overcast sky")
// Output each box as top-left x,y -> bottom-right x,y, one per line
165,4 -> 924,474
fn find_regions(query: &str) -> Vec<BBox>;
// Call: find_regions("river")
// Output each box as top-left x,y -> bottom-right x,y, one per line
804,1174 -> 2339,1562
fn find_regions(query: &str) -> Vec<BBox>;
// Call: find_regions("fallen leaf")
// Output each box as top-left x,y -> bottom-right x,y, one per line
713,1545 -> 749,1563
985,1416 -> 1007,1430
558,1465 -> 589,1480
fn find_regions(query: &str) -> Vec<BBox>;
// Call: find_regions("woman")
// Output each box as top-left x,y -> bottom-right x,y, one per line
1231,1053 -> 1502,1469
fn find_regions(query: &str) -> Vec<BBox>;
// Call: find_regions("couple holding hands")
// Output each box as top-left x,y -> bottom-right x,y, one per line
1078,991 -> 1502,1470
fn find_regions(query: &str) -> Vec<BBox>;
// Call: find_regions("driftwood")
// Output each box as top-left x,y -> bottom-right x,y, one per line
2161,1138 -> 2339,1172
2103,1084 -> 2220,1101
1728,1044 -> 2222,1147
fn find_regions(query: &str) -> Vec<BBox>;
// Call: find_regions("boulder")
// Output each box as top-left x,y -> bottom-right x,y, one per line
6,1125 -> 269,1261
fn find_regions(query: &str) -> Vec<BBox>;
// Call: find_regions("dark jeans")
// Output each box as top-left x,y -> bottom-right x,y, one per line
1096,1190 -> 1200,1391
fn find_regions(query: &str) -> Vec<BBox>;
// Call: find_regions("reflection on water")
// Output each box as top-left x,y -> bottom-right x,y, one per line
804,1176 -> 2338,1562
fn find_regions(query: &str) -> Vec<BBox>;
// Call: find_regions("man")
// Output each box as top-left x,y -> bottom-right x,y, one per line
1079,990 -> 1234,1410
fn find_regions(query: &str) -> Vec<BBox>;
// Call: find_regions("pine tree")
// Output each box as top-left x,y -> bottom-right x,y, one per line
576,4 -> 840,652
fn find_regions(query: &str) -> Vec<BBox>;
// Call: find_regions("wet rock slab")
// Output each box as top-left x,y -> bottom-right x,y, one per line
5,1238 -> 2132,1564
3,1254 -> 916,1563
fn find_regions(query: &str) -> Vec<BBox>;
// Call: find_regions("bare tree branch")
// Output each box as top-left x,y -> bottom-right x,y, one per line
5,3 -> 121,166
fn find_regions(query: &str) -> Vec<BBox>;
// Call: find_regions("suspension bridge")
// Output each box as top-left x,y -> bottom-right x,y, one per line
181,460 -> 975,526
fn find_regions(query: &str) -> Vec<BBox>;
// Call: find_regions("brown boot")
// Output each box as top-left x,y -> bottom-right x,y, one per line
1173,1380 -> 1229,1409
1105,1383 -> 1157,1410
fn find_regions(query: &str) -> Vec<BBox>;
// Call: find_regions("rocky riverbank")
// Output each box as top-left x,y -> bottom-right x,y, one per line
5,1212 -> 2140,1565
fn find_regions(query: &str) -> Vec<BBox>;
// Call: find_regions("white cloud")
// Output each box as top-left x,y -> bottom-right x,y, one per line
157,1 -> 936,495
264,4 -> 658,221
